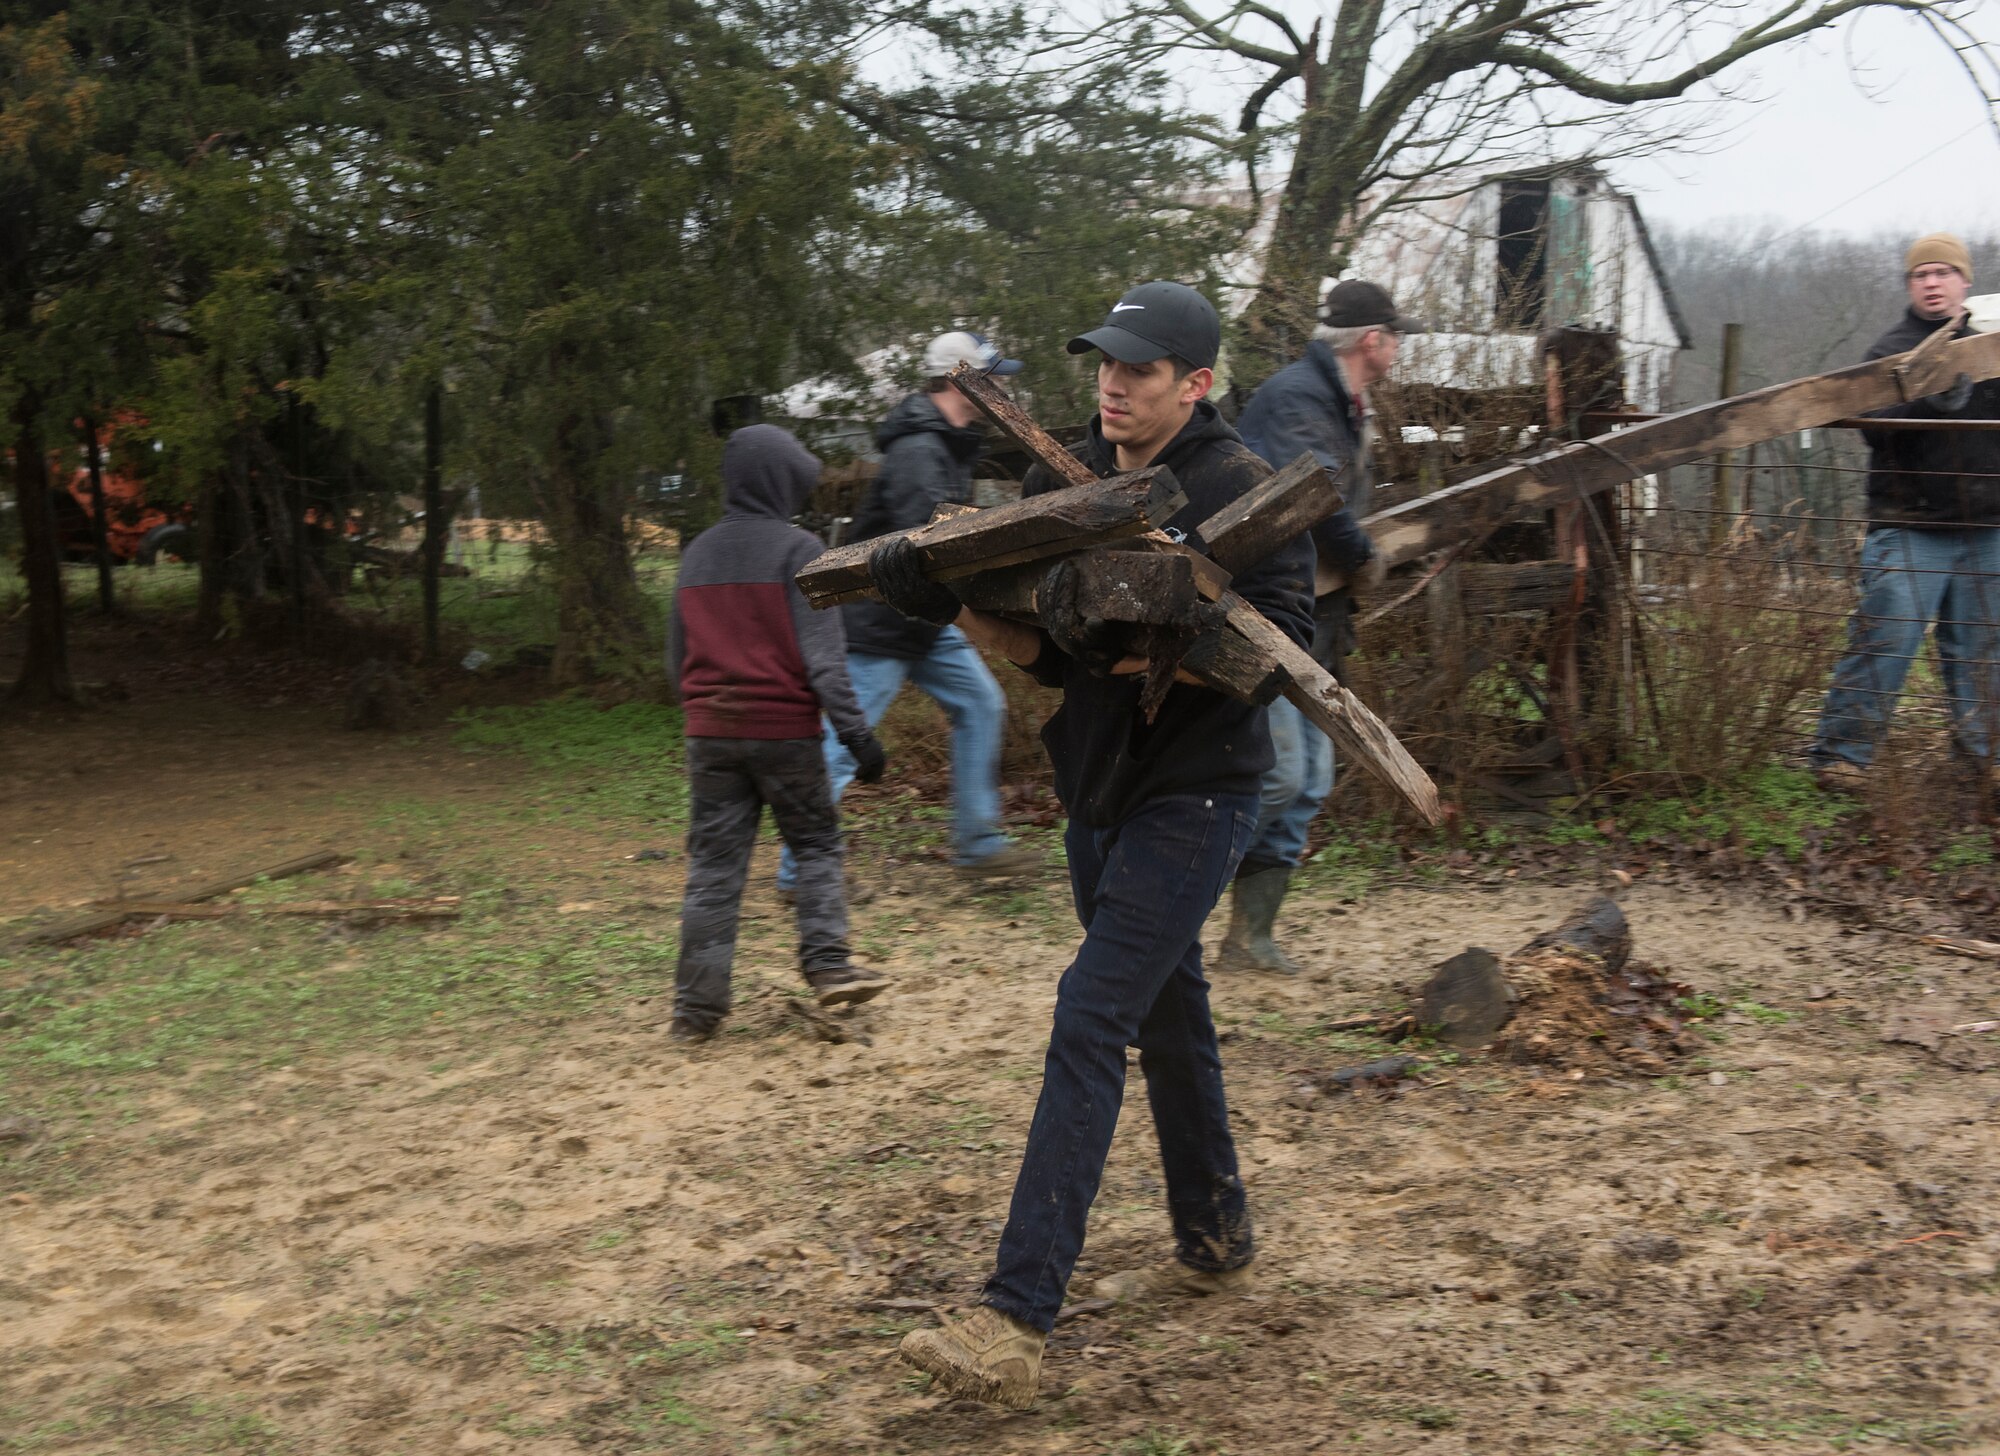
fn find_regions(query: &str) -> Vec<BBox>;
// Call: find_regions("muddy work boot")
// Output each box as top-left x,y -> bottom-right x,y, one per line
806,964 -> 890,1009
668,1017 -> 715,1044
1092,1260 -> 1254,1305
1213,866 -> 1301,975
898,1305 -> 1045,1409
1812,760 -> 1867,795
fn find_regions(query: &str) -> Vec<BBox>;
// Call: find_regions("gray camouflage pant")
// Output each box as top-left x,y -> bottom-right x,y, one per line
675,735 -> 850,1032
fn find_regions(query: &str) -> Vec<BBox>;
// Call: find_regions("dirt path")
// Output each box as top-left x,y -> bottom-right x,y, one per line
5,835 -> 1996,1452
2,643 -> 1996,1452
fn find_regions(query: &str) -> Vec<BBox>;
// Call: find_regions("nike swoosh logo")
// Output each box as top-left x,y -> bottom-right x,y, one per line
1111,304 -> 1145,313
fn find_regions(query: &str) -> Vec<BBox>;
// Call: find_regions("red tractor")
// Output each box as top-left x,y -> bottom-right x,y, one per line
49,417 -> 194,566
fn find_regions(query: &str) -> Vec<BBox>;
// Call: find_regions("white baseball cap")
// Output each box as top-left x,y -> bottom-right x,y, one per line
922,331 -> 1023,377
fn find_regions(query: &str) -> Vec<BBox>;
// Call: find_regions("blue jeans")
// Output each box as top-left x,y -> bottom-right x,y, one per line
981,792 -> 1258,1333
777,627 -> 1010,888
1812,526 -> 2000,769
1241,697 -> 1335,874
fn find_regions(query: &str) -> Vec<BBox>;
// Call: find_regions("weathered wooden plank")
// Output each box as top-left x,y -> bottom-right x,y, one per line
952,548 -> 1203,621
1458,561 -> 1574,616
797,466 -> 1184,607
1366,327 -> 2000,569
1196,454 -> 1346,575
1221,597 -> 1443,825
1179,626 -> 1289,706
24,849 -> 345,946
949,363 -> 1098,489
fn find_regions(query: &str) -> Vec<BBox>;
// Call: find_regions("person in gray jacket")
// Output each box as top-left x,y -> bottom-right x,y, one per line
775,331 -> 1038,899
668,425 -> 890,1042
1224,280 -> 1424,973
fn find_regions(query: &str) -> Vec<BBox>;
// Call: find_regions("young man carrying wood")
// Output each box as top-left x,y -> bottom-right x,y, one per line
871,282 -> 1316,1407
1221,279 -> 1425,974
1809,233 -> 2000,795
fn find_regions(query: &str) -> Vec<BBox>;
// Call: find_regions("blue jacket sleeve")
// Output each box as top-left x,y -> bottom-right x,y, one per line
1311,507 -> 1376,574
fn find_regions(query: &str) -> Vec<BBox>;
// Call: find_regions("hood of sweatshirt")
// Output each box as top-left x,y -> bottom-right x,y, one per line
721,424 -> 821,520
875,391 -> 984,461
1079,398 -> 1235,476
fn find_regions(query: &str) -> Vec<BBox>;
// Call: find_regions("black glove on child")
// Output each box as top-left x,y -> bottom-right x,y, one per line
1039,557 -> 1128,677
871,536 -> 962,626
841,729 -> 887,785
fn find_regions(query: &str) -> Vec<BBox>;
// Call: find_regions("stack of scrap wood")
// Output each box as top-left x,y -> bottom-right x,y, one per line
796,367 -> 1443,825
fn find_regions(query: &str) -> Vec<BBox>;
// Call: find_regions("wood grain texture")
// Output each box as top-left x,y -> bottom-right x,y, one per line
1365,329 -> 2000,569
24,849 -> 345,945
948,364 -> 1097,488
1197,453 -> 1345,575
1220,597 -> 1442,824
796,466 -> 1185,607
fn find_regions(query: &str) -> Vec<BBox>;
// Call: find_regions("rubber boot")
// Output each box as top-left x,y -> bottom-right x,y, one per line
1215,866 -> 1300,975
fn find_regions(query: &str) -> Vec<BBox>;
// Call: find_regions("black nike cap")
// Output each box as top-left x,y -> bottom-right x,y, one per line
1066,281 -> 1222,370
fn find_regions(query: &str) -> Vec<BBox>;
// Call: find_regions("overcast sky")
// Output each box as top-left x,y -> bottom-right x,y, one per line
1151,4 -> 1998,241
1625,10 -> 2000,238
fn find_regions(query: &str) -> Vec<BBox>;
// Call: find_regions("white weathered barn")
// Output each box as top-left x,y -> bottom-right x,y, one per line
1216,165 -> 1692,410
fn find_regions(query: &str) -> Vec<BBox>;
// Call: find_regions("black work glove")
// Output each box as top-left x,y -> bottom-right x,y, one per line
871,536 -> 962,626
1927,372 -> 1975,414
841,729 -> 887,785
1038,557 -> 1127,676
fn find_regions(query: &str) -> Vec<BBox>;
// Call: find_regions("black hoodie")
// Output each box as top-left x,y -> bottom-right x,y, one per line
1859,308 -> 2000,527
842,392 -> 988,659
1019,401 -> 1316,826
669,425 -> 867,740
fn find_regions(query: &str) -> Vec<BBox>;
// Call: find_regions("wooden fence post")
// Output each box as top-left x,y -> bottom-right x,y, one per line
1710,322 -> 1743,545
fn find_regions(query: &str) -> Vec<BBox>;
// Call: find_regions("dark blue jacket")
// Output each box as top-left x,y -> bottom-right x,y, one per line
1019,402 -> 1315,826
1235,339 -> 1378,574
842,392 -> 987,658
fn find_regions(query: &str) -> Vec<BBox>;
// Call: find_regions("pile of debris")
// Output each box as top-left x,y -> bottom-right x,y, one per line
1421,896 -> 1698,1076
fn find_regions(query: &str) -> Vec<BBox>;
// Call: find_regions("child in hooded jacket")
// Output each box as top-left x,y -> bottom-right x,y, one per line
666,425 -> 890,1040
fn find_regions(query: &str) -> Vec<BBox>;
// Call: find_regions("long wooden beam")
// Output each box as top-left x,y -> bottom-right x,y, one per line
1364,328 -> 2000,569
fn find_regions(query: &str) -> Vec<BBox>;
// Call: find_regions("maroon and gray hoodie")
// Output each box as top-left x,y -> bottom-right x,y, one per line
668,426 -> 867,742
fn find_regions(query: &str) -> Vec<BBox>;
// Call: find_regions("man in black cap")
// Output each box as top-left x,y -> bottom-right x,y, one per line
878,281 -> 1315,1407
1218,279 -> 1425,974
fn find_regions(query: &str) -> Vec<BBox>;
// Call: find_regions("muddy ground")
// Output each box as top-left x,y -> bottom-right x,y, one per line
3,661 -> 1998,1454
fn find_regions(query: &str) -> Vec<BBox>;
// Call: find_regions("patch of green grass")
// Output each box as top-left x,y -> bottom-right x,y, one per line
1618,766 -> 1853,861
1930,830 -> 1995,873
453,697 -> 687,822
0,1396 -> 292,1453
1731,1000 -> 1793,1025
1297,818 -> 1404,899
1610,1387 -> 1961,1452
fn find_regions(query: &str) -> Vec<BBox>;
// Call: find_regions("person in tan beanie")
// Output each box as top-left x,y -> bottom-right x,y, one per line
1811,232 -> 2000,795
1905,233 -> 1975,290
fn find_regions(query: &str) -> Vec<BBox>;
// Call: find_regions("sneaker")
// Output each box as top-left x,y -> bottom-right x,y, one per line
669,1017 -> 715,1044
956,844 -> 1041,880
898,1305 -> 1044,1409
1092,1260 -> 1254,1304
1812,761 -> 1867,795
777,874 -> 875,909
807,965 -> 890,1008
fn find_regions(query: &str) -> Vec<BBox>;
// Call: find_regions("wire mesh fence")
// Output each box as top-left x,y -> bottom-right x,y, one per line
1341,416 -> 2000,825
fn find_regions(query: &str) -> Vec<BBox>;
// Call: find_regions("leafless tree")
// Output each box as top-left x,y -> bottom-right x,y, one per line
1057,0 -> 1998,381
